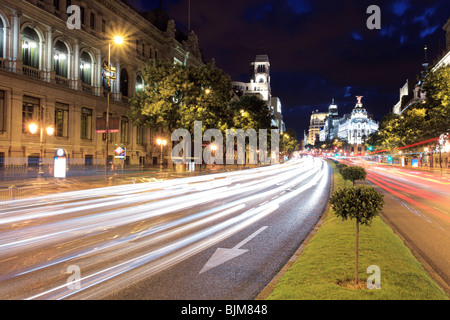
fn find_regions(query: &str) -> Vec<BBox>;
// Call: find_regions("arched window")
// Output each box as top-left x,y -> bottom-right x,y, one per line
54,40 -> 68,78
22,27 -> 40,69
135,74 -> 144,92
0,18 -> 4,58
80,51 -> 92,85
120,68 -> 128,97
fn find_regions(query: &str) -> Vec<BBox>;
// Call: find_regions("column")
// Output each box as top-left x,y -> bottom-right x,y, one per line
72,39 -> 79,90
11,10 -> 22,73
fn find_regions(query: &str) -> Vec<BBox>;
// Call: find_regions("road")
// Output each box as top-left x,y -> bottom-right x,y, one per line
0,157 -> 331,300
341,158 -> 450,293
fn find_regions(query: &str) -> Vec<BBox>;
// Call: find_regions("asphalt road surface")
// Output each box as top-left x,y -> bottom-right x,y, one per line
0,157 -> 331,300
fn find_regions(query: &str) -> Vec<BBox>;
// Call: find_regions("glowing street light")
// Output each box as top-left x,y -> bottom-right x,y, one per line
29,123 -> 38,135
114,36 -> 124,45
104,35 -> 125,178
157,138 -> 167,169
29,121 -> 55,177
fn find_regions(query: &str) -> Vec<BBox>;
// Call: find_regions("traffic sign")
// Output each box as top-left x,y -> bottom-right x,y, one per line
115,147 -> 125,159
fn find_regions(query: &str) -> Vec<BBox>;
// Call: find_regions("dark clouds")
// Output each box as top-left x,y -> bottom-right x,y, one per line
127,0 -> 450,138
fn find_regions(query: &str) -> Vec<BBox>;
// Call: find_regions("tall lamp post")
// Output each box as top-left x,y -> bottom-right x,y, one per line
104,36 -> 124,178
157,138 -> 167,170
29,110 -> 54,178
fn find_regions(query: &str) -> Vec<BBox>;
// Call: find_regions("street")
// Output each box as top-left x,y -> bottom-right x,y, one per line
0,157 -> 331,300
342,159 -> 450,293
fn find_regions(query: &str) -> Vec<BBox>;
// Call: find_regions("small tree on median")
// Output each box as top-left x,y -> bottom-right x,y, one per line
329,186 -> 384,285
340,166 -> 367,186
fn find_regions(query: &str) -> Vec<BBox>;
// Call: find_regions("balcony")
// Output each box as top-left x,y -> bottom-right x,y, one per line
81,83 -> 94,94
22,65 -> 41,80
55,75 -> 70,87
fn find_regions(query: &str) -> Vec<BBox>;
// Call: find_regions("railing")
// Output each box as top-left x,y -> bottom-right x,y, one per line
0,185 -> 41,207
22,65 -> 41,79
81,83 -> 94,94
0,58 -> 5,70
55,75 -> 70,87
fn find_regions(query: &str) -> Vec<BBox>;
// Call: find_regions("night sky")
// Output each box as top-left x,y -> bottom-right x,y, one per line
127,0 -> 450,139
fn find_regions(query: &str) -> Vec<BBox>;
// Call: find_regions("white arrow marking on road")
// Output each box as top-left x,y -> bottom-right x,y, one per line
199,226 -> 268,274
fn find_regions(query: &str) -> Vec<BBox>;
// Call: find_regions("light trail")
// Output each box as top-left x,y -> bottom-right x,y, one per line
0,158 -> 330,300
26,160 -> 328,300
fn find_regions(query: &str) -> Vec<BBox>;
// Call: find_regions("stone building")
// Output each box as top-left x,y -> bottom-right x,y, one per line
0,0 -> 203,171
232,54 -> 285,133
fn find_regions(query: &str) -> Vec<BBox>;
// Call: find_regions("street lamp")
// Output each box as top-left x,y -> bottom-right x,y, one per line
104,35 -> 124,178
157,138 -> 167,169
29,121 -> 54,177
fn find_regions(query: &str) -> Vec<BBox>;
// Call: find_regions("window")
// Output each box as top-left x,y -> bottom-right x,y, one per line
0,18 -> 4,58
54,0 -> 60,10
80,6 -> 85,25
0,91 -> 5,132
80,51 -> 92,85
0,152 -> 4,169
85,155 -> 93,166
90,12 -> 95,29
136,125 -> 144,145
22,27 -> 40,69
136,75 -> 144,92
120,117 -> 129,144
54,40 -> 68,78
80,107 -> 92,139
120,68 -> 128,97
55,102 -> 69,137
22,96 -> 40,133
142,43 -> 145,57
102,19 -> 106,33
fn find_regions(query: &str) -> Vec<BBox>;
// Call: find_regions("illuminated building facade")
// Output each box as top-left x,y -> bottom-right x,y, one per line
337,97 -> 379,149
232,54 -> 271,103
0,0 -> 203,171
307,110 -> 328,146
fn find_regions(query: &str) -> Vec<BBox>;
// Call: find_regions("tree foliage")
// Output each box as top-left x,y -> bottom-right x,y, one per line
329,186 -> 384,284
340,166 -> 367,186
230,95 -> 274,132
367,65 -> 450,152
128,60 -> 235,134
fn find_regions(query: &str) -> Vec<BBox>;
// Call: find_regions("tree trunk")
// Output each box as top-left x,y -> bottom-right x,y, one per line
438,141 -> 442,169
355,220 -> 359,284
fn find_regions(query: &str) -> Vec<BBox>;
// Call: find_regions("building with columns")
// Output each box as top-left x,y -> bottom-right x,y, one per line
313,97 -> 378,154
337,97 -> 379,150
0,0 -> 203,171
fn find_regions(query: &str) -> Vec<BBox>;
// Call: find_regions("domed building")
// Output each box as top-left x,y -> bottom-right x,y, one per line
337,96 -> 379,154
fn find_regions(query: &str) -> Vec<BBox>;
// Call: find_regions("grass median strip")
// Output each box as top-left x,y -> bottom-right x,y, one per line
266,160 -> 448,300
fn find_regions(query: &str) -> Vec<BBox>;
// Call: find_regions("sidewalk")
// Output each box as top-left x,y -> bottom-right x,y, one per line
0,164 -> 262,195
364,160 -> 450,176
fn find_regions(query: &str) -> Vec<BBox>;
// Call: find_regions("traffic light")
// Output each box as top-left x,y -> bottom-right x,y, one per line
368,146 -> 374,152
